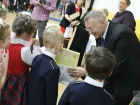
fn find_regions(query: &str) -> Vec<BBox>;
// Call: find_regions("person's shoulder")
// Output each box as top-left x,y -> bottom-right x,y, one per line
124,11 -> 134,17
103,89 -> 114,100
70,81 -> 82,85
33,54 -> 59,71
68,2 -> 74,7
68,81 -> 82,87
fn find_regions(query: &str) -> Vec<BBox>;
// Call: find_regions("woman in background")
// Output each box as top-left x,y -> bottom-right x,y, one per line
112,0 -> 136,31
69,13 -> 89,66
60,0 -> 85,48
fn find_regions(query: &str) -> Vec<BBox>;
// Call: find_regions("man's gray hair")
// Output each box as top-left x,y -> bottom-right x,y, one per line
84,10 -> 107,22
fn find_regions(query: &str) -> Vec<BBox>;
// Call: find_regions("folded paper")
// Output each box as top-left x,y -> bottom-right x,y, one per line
56,48 -> 80,85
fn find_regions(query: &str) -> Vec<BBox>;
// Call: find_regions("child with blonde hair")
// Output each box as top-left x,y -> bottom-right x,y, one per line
0,20 -> 11,89
28,26 -> 64,105
1,13 -> 41,105
0,1 -> 9,91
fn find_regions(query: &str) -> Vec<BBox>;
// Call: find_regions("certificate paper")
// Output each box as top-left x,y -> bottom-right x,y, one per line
56,48 -> 80,85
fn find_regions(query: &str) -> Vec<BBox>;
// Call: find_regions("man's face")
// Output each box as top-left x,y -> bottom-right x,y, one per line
85,17 -> 105,39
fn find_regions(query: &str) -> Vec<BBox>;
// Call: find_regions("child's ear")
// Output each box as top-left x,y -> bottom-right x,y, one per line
56,43 -> 62,49
23,32 -> 28,38
108,71 -> 112,77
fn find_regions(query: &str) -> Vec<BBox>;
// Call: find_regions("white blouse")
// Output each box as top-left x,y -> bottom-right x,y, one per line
11,38 -> 41,66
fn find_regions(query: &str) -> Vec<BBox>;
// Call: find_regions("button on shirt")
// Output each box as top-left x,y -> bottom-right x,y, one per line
31,0 -> 57,21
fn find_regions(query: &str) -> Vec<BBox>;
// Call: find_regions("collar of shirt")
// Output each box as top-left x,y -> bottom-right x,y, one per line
11,38 -> 27,46
84,75 -> 103,87
43,50 -> 56,62
102,21 -> 109,39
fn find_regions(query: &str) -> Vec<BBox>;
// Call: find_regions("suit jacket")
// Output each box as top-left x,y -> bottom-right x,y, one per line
96,21 -> 140,99
28,54 -> 60,105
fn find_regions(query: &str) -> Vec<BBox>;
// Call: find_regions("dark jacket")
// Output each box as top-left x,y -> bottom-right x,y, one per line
112,10 -> 136,31
59,82 -> 114,105
28,54 -> 60,105
96,21 -> 140,100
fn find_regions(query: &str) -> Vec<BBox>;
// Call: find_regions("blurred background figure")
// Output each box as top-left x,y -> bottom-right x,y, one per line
60,0 -> 85,48
0,2 -> 7,20
99,8 -> 109,17
112,0 -> 136,31
60,0 -> 69,15
31,0 -> 57,47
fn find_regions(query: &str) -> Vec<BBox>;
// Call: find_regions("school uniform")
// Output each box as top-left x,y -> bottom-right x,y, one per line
28,50 -> 60,105
1,38 -> 40,105
58,76 -> 114,105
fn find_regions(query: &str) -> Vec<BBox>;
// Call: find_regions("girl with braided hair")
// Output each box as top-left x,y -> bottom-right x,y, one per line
1,13 -> 41,105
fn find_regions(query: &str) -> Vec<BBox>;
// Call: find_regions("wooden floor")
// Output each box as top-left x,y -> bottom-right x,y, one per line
5,11 -> 67,104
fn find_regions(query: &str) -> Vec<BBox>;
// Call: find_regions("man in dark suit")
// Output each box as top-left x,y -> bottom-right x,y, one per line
67,10 -> 140,105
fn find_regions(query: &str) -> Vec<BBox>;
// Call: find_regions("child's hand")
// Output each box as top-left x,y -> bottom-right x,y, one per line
33,38 -> 39,46
2,50 -> 9,68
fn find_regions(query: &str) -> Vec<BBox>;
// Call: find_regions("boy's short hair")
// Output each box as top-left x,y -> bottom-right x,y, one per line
43,26 -> 64,48
85,47 -> 116,80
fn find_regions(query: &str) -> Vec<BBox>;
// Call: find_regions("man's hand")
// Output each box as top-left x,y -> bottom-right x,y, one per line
67,67 -> 86,79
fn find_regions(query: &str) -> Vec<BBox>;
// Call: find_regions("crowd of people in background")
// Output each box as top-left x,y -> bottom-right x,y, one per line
0,0 -> 75,13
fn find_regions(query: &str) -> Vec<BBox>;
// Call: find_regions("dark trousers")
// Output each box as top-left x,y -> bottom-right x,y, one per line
38,21 -> 47,47
63,39 -> 69,48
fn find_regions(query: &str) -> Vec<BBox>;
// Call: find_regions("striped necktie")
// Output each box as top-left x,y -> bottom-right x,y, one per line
101,37 -> 105,47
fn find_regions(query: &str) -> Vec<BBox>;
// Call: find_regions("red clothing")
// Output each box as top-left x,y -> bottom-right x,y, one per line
8,44 -> 30,74
60,26 -> 66,34
1,44 -> 30,105
74,4 -> 80,12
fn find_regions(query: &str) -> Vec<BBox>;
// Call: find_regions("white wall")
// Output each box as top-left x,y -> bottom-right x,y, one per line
92,0 -> 140,19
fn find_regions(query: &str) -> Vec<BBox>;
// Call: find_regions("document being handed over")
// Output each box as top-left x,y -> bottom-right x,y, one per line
56,48 -> 80,85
